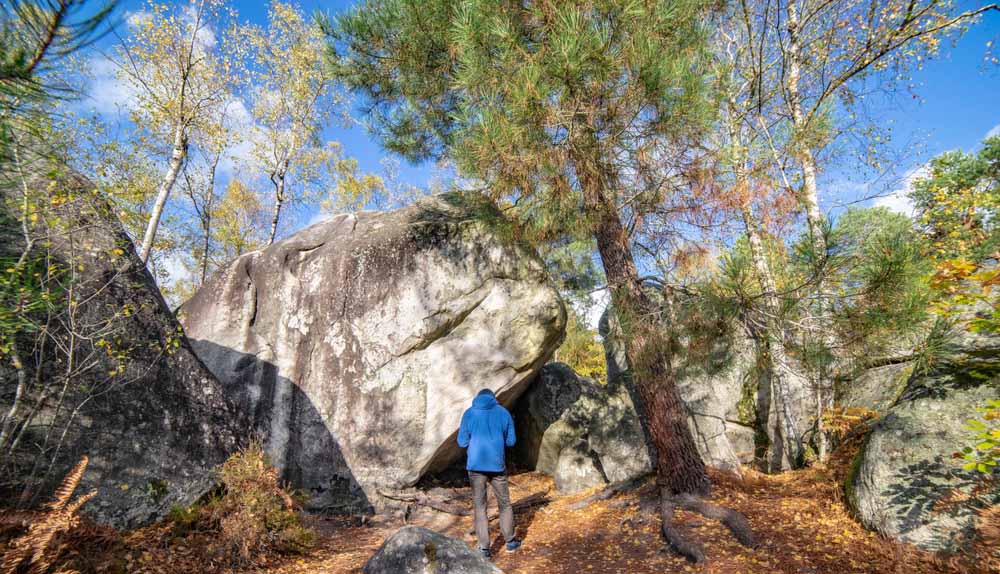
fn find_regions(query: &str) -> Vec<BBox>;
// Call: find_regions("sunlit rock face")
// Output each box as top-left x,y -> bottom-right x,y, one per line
181,193 -> 565,511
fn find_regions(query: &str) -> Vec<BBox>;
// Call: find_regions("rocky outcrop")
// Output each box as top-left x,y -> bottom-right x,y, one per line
847,300 -> 1000,552
363,526 -> 502,574
837,361 -> 914,413
599,307 -> 756,470
512,363 -> 651,494
0,160 -> 240,528
181,194 -> 565,511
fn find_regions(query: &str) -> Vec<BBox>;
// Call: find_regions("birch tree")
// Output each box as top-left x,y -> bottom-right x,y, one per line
246,1 -> 340,244
113,0 -> 238,264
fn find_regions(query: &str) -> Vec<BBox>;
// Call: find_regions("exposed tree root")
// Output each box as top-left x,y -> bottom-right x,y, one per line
659,487 -> 759,563
660,494 -> 706,562
568,474 -> 649,511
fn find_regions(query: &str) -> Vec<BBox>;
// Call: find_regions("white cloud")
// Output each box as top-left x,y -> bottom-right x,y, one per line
874,164 -> 929,216
182,4 -> 218,52
126,9 -> 151,27
82,54 -> 137,116
217,98 -> 258,176
987,123 -> 1000,139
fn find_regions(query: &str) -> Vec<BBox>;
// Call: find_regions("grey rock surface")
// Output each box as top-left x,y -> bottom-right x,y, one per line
363,526 -> 502,574
599,307 -> 755,469
837,361 -> 914,413
553,439 -> 609,494
847,298 -> 1000,552
181,194 -> 565,511
512,362 -> 651,493
0,161 -> 241,528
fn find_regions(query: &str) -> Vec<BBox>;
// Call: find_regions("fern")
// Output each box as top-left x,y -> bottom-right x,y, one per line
1,456 -> 97,574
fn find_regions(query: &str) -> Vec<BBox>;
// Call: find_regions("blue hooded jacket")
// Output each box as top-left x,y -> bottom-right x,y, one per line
457,389 -> 515,473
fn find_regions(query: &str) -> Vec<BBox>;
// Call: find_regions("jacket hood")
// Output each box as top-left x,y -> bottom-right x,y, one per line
471,390 -> 498,410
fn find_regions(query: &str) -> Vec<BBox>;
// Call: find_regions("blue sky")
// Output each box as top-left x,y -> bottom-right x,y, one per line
83,0 -> 1000,217
75,0 -> 999,314
824,4 -> 1000,216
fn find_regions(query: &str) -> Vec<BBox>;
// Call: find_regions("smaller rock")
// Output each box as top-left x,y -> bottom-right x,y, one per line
837,361 -> 914,413
363,526 -> 502,574
512,362 -> 652,493
554,440 -> 608,494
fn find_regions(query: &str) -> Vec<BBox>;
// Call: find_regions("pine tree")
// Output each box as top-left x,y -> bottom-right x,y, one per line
328,0 -> 756,559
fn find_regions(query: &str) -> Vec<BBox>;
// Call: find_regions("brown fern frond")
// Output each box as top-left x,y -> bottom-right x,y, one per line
0,457 -> 96,574
64,490 -> 97,517
46,456 -> 89,513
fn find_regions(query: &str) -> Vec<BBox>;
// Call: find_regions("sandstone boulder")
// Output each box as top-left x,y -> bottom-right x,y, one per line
180,194 -> 565,511
0,159 -> 240,528
847,298 -> 1000,552
512,362 -> 651,493
363,526 -> 502,574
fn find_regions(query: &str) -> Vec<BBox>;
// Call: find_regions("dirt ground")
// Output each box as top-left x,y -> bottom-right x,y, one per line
6,437 -> 992,574
268,465 -> 993,574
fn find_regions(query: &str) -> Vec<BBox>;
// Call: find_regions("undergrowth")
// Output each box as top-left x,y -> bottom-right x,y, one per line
166,440 -> 314,570
0,442 -> 312,574
0,456 -> 117,574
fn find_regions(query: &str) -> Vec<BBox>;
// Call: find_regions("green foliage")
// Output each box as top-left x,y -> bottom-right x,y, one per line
555,309 -> 606,383
825,207 -> 933,355
0,253 -> 60,357
910,135 -> 1000,264
1,0 -> 116,125
328,0 -> 714,236
955,399 -> 1000,475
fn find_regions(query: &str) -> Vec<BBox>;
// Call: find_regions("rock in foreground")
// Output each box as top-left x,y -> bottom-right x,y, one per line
0,160 -> 240,528
181,193 -> 565,511
847,298 -> 1000,552
363,526 -> 502,574
512,362 -> 651,494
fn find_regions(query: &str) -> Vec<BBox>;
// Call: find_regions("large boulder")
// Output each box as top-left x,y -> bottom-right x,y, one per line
180,194 -> 565,511
599,306 -> 756,470
0,158 -> 240,528
847,299 -> 1000,552
512,363 -> 651,493
363,526 -> 502,574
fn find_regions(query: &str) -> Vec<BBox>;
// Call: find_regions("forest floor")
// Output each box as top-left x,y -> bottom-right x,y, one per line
3,438 -> 994,574
265,446 -> 992,574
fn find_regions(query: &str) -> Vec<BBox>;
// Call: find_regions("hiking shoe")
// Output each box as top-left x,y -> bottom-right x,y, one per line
505,539 -> 522,553
480,547 -> 492,560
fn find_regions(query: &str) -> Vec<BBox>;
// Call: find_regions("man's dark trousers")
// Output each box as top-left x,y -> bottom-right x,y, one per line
469,470 -> 514,550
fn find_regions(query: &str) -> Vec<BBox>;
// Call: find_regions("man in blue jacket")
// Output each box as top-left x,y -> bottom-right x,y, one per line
457,388 -> 521,559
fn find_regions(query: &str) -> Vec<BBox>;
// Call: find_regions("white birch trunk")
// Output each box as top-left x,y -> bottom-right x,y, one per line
139,125 -> 188,264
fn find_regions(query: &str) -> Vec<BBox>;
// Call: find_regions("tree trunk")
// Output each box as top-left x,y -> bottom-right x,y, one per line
785,0 -> 832,462
198,154 -> 221,286
784,0 -> 823,249
267,160 -> 290,246
740,202 -> 807,471
139,125 -> 187,264
573,144 -> 710,497
571,142 -> 757,560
